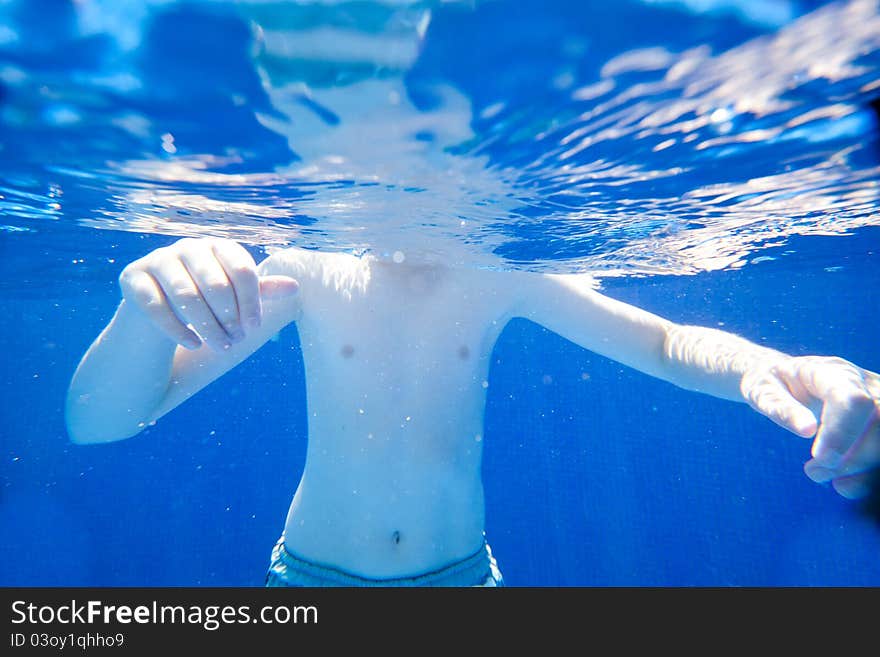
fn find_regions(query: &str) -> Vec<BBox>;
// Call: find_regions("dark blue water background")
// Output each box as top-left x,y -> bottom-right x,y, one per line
1,0 -> 879,585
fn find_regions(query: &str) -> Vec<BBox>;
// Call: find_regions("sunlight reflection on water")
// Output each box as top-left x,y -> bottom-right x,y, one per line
1,0 -> 878,277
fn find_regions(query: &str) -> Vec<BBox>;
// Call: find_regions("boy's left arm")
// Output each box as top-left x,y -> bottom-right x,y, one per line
514,272 -> 880,499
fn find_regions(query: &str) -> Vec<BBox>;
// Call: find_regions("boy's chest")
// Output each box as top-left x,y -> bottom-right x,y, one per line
297,267 -> 509,370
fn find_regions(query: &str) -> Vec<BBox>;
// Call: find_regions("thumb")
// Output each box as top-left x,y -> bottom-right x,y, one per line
259,275 -> 300,299
744,374 -> 819,438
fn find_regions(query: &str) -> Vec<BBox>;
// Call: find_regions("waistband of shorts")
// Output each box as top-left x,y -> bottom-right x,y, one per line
268,536 -> 497,587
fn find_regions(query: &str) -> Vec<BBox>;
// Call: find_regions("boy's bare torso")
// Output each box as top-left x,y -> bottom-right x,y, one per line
65,237 -> 880,584
261,248 -> 515,577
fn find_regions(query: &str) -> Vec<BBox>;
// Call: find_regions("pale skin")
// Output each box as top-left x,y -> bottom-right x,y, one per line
65,237 -> 880,579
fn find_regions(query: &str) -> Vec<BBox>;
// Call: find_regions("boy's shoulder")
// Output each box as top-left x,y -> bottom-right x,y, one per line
258,247 -> 372,301
258,246 -> 357,277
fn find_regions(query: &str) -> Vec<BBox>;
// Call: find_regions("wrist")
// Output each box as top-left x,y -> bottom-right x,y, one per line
110,299 -> 179,352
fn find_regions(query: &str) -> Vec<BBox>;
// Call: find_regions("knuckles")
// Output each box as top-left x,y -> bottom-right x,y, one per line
129,281 -> 159,307
824,384 -> 874,414
230,264 -> 257,280
172,287 -> 201,304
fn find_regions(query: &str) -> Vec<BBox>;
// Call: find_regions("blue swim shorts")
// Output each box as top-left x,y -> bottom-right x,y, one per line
265,535 -> 504,587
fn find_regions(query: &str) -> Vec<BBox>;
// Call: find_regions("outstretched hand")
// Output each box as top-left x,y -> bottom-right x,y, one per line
740,356 -> 880,499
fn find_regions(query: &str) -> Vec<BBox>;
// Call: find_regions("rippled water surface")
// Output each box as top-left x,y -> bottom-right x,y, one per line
2,0 -> 878,277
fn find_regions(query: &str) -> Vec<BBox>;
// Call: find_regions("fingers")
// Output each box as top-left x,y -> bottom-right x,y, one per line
831,472 -> 874,500
815,398 -> 877,470
805,463 -> 877,500
791,358 -> 877,469
211,240 -> 262,330
149,257 -> 233,352
805,422 -> 880,482
745,356 -> 880,501
259,275 -> 300,299
742,368 -> 818,438
179,246 -> 243,343
784,357 -> 880,500
120,238 -> 300,353
119,268 -> 202,349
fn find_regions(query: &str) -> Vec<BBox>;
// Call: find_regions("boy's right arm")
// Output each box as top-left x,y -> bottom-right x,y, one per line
64,238 -> 301,444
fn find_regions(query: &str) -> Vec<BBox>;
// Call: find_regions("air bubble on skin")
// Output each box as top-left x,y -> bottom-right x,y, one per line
359,408 -> 365,414
475,434 -> 482,442
482,380 -> 489,389
392,250 -> 405,263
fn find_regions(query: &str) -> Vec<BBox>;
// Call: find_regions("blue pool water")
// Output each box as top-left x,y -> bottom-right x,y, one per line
1,0 -> 879,586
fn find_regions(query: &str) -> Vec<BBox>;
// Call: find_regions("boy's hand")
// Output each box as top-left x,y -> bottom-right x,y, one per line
119,237 -> 299,352
740,356 -> 880,499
